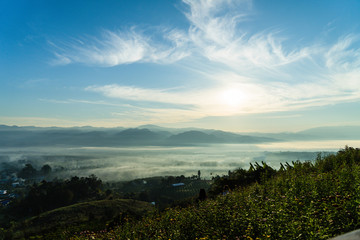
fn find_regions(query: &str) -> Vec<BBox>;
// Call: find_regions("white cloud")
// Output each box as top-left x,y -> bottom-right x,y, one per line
325,34 -> 360,71
51,52 -> 71,65
52,28 -> 191,66
85,84 -> 231,111
111,107 -> 206,125
183,0 -> 310,70
0,116 -> 97,128
48,0 -> 313,70
50,0 -> 360,123
39,98 -> 135,107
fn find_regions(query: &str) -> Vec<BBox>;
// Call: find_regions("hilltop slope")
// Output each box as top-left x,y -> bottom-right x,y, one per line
70,147 -> 360,240
10,199 -> 154,239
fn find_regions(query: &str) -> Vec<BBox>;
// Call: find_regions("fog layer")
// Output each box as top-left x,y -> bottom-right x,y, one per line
0,143 -> 341,181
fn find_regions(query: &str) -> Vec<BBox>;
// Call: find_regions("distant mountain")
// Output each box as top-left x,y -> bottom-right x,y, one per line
297,126 -> 360,140
209,130 -> 276,143
0,125 -> 40,131
0,125 -> 279,147
2,124 -> 357,147
246,132 -> 314,141
167,131 -> 220,144
246,125 -> 360,141
137,124 -> 207,134
112,128 -> 168,145
137,124 -> 172,132
166,130 -> 278,145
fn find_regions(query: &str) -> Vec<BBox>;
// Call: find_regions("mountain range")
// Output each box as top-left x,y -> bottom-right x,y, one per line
0,124 -> 359,147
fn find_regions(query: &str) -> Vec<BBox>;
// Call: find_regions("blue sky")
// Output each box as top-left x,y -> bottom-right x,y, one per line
1,0 -> 360,132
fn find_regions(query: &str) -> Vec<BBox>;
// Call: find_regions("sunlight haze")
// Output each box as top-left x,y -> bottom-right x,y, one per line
1,0 -> 360,132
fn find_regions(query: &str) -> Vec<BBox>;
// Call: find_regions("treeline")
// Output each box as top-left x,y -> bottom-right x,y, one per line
209,146 -> 360,196
209,161 -> 277,195
7,175 -> 103,218
17,163 -> 52,179
110,174 -> 210,210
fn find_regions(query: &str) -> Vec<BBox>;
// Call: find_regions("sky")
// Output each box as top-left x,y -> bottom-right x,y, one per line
1,0 -> 360,133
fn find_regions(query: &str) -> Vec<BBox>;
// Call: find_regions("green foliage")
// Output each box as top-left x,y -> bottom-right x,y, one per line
9,199 -> 154,239
8,175 -> 103,217
17,163 -> 37,179
70,147 -> 360,239
116,175 -> 211,210
209,161 -> 277,196
40,164 -> 52,176
17,163 -> 53,180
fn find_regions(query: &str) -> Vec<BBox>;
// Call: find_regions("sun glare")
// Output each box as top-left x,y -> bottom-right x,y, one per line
220,88 -> 247,108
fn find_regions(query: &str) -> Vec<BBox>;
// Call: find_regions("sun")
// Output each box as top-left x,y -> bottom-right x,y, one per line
220,88 -> 246,108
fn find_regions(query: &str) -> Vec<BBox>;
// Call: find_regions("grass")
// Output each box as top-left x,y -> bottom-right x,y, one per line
9,199 -> 154,239
69,146 -> 360,240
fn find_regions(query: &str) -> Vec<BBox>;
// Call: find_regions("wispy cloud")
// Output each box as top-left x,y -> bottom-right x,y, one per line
51,0 -> 308,69
50,0 -> 360,123
111,107 -> 206,125
38,97 -> 209,126
51,28 -> 191,66
325,34 -> 360,71
183,0 -> 310,69
84,84 -> 238,115
39,98 -> 134,107
85,84 -> 199,106
0,116 -> 97,127
50,52 -> 71,65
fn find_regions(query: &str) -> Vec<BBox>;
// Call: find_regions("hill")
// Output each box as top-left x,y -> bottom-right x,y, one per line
69,146 -> 360,239
0,125 -> 278,147
167,130 -> 220,144
9,199 -> 154,239
2,124 -> 360,146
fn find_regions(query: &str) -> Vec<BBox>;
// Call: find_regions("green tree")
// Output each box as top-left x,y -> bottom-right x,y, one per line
17,163 -> 37,179
40,164 -> 52,176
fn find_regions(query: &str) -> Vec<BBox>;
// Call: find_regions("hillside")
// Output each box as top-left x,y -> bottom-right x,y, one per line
70,147 -> 360,239
9,199 -> 154,239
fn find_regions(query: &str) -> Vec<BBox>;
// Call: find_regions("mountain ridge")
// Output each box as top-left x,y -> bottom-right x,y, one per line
0,125 -> 278,147
1,124 -> 360,147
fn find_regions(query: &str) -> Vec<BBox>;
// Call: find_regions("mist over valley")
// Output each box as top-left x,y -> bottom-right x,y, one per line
2,124 -> 359,181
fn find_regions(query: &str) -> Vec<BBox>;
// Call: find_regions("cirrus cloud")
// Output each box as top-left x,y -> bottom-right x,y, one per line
52,0 -> 360,124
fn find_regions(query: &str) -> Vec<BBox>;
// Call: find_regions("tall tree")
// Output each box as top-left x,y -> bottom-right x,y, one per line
18,163 -> 37,179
